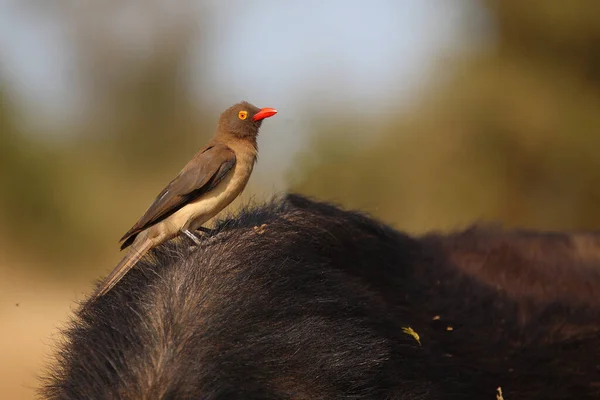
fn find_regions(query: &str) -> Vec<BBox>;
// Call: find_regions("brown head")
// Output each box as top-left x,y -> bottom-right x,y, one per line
217,101 -> 277,139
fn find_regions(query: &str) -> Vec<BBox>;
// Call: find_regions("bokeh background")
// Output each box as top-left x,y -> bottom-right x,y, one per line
2,0 -> 600,397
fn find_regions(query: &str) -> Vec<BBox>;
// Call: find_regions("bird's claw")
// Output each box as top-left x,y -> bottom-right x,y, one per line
182,229 -> 202,246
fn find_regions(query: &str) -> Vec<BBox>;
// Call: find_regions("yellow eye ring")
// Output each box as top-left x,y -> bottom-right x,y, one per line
238,111 -> 248,120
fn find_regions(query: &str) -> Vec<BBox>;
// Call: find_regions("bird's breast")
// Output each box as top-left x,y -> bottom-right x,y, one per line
165,147 -> 256,231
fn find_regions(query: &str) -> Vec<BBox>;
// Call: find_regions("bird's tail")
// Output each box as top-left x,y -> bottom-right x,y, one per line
90,234 -> 155,300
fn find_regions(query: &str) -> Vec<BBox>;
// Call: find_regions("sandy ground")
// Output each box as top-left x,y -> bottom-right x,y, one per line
0,261 -> 90,399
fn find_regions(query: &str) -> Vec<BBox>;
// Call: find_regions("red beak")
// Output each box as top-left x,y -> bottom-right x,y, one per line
252,107 -> 278,121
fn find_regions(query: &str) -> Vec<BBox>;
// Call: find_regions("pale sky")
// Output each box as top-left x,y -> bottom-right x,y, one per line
0,0 -> 487,122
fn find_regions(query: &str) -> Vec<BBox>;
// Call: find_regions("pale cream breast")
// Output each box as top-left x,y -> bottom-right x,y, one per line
160,139 -> 257,233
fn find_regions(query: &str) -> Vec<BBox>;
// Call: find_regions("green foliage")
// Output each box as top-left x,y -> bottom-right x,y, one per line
291,1 -> 600,232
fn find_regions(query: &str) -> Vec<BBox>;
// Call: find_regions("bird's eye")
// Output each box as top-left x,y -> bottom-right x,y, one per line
238,111 -> 248,120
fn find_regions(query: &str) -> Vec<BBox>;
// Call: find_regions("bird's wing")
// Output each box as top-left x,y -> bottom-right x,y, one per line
119,143 -> 236,247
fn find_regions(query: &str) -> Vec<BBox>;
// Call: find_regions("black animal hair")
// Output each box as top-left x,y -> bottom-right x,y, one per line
40,194 -> 600,399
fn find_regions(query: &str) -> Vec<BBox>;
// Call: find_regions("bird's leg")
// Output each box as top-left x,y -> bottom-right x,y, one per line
182,229 -> 202,246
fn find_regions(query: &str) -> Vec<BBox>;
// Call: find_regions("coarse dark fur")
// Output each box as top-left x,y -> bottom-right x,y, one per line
40,194 -> 600,399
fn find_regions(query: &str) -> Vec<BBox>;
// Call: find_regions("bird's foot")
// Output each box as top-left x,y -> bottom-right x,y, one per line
182,229 -> 203,246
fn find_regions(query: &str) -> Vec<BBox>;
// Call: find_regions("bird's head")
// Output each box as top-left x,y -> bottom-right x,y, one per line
218,101 -> 277,139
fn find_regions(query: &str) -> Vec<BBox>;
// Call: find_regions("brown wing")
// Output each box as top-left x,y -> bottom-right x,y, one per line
119,143 -> 236,249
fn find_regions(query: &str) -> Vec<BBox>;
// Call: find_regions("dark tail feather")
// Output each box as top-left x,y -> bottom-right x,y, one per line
90,237 -> 154,299
120,232 -> 138,250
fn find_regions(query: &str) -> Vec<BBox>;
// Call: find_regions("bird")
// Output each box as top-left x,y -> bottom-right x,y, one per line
90,101 -> 277,299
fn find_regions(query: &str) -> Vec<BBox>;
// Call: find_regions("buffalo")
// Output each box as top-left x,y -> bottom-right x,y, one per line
41,194 -> 600,399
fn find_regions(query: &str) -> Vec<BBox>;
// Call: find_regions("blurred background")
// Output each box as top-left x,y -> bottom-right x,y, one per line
1,0 -> 600,397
